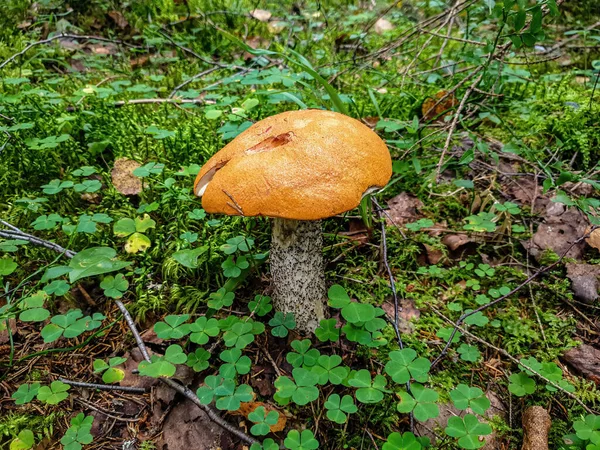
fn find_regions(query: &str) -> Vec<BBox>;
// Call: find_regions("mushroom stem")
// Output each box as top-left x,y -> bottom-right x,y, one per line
270,218 -> 326,334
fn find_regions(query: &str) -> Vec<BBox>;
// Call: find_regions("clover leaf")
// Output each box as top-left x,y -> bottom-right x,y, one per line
12,383 -> 41,405
286,340 -> 320,368
154,314 -> 191,340
324,394 -> 357,424
219,348 -> 252,378
208,288 -> 235,310
274,368 -> 319,406
328,285 -> 376,324
249,295 -> 273,316
457,344 -> 481,362
222,255 -> 250,278
382,432 -> 426,450
348,369 -> 389,404
187,348 -> 211,372
100,274 -> 129,299
93,357 -> 127,383
220,236 -> 255,254
269,312 -> 296,337
445,414 -> 492,449
248,406 -> 280,436
450,384 -> 490,415
223,322 -> 255,349
385,348 -> 431,384
508,372 -> 536,397
188,316 -> 219,344
396,383 -> 439,422
315,318 -> 340,342
311,354 -> 349,385
284,429 -> 319,450
37,380 -> 70,405
60,413 -> 94,450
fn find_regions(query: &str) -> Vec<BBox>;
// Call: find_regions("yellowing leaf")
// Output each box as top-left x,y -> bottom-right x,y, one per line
135,214 -> 156,233
125,232 -> 151,253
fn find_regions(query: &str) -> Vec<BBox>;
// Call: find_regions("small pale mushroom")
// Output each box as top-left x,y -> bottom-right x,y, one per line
194,109 -> 392,333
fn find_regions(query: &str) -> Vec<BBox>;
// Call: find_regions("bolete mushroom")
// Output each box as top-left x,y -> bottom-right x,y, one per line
194,110 -> 392,333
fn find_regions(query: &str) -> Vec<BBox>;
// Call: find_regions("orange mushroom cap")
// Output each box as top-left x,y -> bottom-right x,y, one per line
194,109 -> 392,221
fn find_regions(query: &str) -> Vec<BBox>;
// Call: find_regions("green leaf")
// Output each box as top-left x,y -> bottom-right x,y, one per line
445,414 -> 492,449
348,370 -> 388,404
382,432 -> 423,450
172,246 -> 209,269
36,380 -> 70,405
100,274 -> 129,299
68,247 -> 131,283
124,232 -> 151,253
396,383 -> 439,422
450,384 -> 490,415
286,340 -> 320,368
138,356 -> 176,378
270,312 -> 296,337
457,344 -> 481,362
187,348 -> 211,372
283,429 -> 319,450
315,319 -> 340,342
249,295 -> 272,316
385,348 -> 431,384
208,288 -> 235,310
12,383 -> 41,405
113,218 -> 136,237
155,314 -> 191,340
0,258 -> 17,276
508,372 -> 536,397
327,284 -> 351,308
189,316 -> 220,344
10,429 -> 35,450
324,394 -> 357,424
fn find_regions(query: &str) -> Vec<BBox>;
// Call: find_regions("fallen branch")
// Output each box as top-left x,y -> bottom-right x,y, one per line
0,221 -> 75,258
0,33 -> 140,70
59,377 -> 147,394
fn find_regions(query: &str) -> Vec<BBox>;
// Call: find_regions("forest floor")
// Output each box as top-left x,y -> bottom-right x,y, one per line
1,1 -> 600,449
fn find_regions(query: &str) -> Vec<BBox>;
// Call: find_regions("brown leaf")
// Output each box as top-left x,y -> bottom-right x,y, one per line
423,244 -> 444,265
522,203 -> 589,262
422,90 -> 457,122
111,158 -> 142,196
108,10 -> 129,29
234,401 -> 287,433
522,406 -> 551,450
566,263 -> 600,303
586,227 -> 600,251
382,298 -> 420,334
130,55 -> 150,69
374,18 -> 394,34
386,193 -> 423,226
562,344 -> 600,385
250,364 -> 276,396
251,9 -> 272,22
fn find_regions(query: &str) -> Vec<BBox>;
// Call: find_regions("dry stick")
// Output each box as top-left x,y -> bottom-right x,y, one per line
0,33 -> 140,70
60,377 -> 147,394
430,230 -> 595,369
168,66 -> 220,98
0,221 -> 257,445
114,300 -> 258,445
0,228 -> 75,258
372,197 -> 414,433
112,98 -> 205,107
434,71 -> 483,181
430,307 -> 597,415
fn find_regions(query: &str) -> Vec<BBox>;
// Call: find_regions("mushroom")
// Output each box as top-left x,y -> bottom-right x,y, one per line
194,110 -> 392,333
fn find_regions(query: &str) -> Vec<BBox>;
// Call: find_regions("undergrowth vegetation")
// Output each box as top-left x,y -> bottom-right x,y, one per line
1,0 -> 600,449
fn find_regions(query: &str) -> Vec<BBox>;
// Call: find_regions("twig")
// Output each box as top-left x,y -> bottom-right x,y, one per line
430,230 -> 596,368
0,33 -> 140,69
431,307 -> 597,414
112,98 -> 205,107
0,223 -> 76,258
169,67 -> 220,98
59,377 -> 147,394
75,398 -> 142,422
372,197 -> 414,433
435,72 -> 483,181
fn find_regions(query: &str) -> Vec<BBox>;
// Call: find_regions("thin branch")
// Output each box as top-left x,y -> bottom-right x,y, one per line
435,71 -> 483,181
59,377 -> 147,394
0,33 -> 140,70
169,67 -> 220,98
112,98 -> 205,107
0,224 -> 76,258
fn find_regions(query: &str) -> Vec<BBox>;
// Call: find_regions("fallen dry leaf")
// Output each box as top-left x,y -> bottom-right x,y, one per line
374,18 -> 394,34
382,297 -> 420,334
422,90 -> 458,122
562,344 -> 600,385
251,9 -> 272,22
566,263 -> 600,303
108,10 -> 129,29
267,21 -> 287,34
385,192 -> 423,226
111,157 -> 142,196
232,401 -> 287,432
586,227 -> 600,250
522,202 -> 589,262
